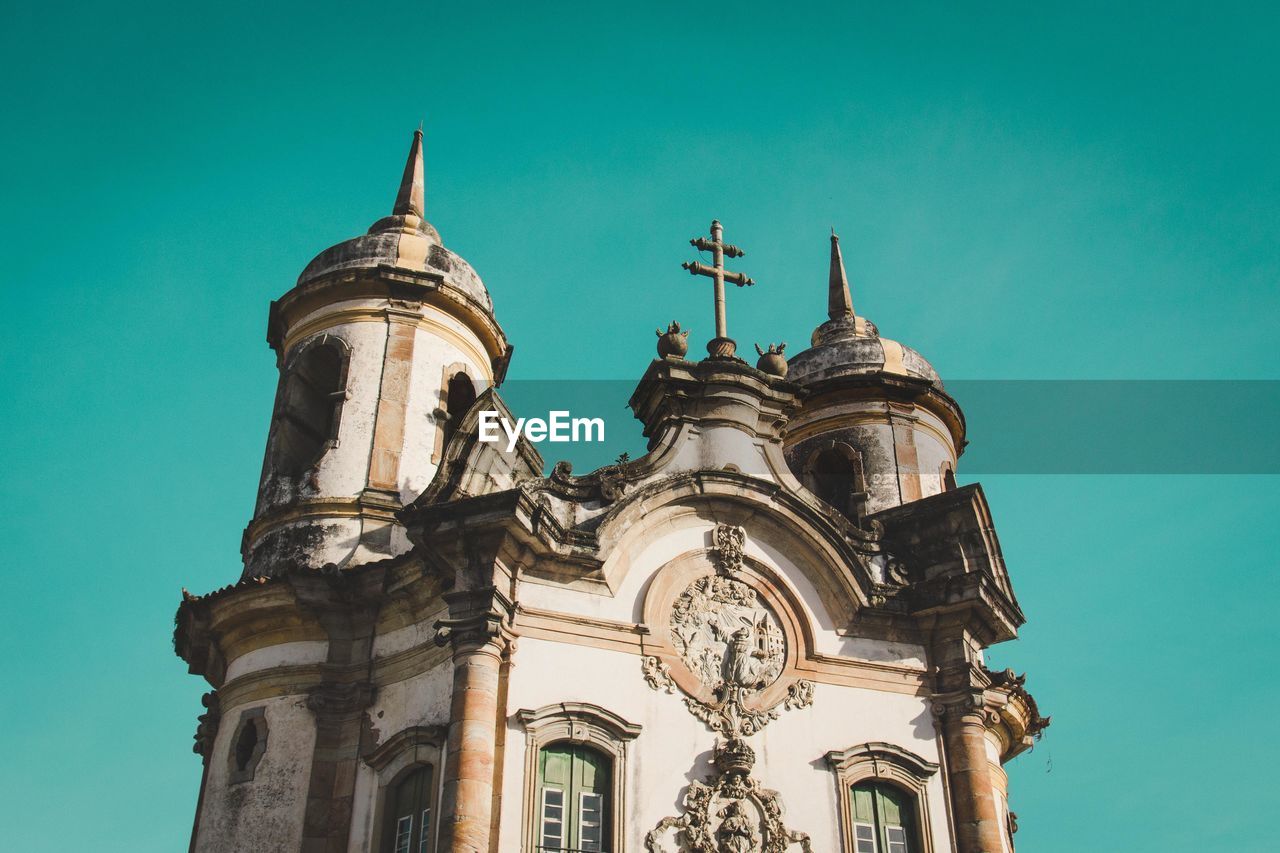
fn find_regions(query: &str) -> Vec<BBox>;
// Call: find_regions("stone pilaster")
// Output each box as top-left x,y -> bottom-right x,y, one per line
302,680 -> 377,853
367,307 -> 419,493
295,571 -> 384,853
933,691 -> 1004,853
434,587 -> 514,853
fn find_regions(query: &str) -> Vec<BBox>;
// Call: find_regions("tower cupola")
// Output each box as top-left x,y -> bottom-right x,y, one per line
243,130 -> 510,579
783,232 -> 964,517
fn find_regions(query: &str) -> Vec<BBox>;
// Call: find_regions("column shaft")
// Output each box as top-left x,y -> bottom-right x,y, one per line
942,710 -> 1004,853
439,642 -> 503,852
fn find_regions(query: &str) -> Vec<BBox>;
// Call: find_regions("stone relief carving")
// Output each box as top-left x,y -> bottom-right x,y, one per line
670,574 -> 786,696
713,522 -> 746,574
645,738 -> 812,853
192,691 -> 221,762
783,680 -> 814,711
641,524 -> 816,737
643,655 -> 677,693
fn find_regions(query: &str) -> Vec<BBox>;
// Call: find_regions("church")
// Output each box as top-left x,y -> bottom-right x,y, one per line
174,130 -> 1048,853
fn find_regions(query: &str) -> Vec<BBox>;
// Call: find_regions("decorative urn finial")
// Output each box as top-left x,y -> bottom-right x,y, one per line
656,321 -> 691,358
754,342 -> 788,377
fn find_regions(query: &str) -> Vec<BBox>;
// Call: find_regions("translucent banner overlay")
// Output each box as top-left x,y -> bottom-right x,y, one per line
492,380 -> 1280,475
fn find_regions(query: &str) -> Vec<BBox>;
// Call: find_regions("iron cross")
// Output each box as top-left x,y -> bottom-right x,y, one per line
682,220 -> 756,358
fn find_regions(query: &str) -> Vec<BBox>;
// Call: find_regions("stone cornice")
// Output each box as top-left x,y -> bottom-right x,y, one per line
433,586 -> 516,652
791,373 -> 967,454
267,264 -> 511,383
174,555 -> 410,687
871,484 -> 1024,642
240,492 -> 403,569
982,667 -> 1051,761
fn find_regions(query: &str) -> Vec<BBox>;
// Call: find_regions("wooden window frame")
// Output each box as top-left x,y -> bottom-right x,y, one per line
826,742 -> 940,853
540,785 -> 565,849
516,703 -> 641,853
363,726 -> 446,853
578,789 -> 604,851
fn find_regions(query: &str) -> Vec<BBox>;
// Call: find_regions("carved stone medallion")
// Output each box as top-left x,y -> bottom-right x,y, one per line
642,524 -> 815,737
670,574 -> 786,697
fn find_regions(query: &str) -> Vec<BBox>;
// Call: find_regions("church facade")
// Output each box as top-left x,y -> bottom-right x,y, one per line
175,131 -> 1047,853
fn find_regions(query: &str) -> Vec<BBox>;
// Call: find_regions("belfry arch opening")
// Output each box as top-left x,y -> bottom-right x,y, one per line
804,444 -> 868,521
441,370 -> 477,447
271,338 -> 348,476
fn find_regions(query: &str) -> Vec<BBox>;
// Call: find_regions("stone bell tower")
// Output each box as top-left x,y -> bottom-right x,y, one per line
783,231 -> 965,522
243,130 -> 511,578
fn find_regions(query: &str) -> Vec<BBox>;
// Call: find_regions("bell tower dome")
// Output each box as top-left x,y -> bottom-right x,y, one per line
783,232 -> 965,518
243,130 -> 511,578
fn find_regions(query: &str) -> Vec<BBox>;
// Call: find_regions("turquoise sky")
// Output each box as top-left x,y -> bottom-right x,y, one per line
2,2 -> 1277,850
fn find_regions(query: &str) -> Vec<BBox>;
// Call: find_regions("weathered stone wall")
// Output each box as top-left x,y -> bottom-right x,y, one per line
194,695 -> 317,853
784,398 -> 959,513
245,298 -> 492,577
345,661 -> 454,850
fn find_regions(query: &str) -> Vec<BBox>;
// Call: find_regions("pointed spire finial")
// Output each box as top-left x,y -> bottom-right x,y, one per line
828,229 -> 854,320
393,128 -> 425,218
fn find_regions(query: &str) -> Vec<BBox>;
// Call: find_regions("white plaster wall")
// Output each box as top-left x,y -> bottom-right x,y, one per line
400,310 -> 492,503
348,661 -> 455,851
665,426 -> 775,480
263,515 -> 368,569
497,638 -> 952,853
520,516 -> 927,667
371,618 -> 442,660
368,663 -> 455,734
194,695 -> 317,853
260,298 -> 498,510
909,406 -> 958,500
256,316 -> 387,510
309,319 -> 385,498
223,640 -> 329,683
857,421 -> 904,513
787,399 -> 959,512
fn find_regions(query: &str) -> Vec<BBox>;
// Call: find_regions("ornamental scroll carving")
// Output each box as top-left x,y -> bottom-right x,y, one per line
645,738 -> 812,853
641,524 -> 815,736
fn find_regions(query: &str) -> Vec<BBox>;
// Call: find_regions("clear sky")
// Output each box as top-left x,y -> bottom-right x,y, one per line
1,2 -> 1277,850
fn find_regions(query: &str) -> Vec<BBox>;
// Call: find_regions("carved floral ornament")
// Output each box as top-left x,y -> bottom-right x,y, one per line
641,524 -> 815,737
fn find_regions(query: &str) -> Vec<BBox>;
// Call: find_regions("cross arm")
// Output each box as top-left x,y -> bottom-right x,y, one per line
723,270 -> 755,287
690,237 -> 746,258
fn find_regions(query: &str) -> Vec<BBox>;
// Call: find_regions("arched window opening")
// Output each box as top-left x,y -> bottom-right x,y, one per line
383,765 -> 435,853
273,341 -> 347,476
441,371 -> 477,448
537,743 -> 611,852
849,782 -> 918,853
941,464 -> 957,492
827,742 -> 938,853
806,445 -> 867,520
